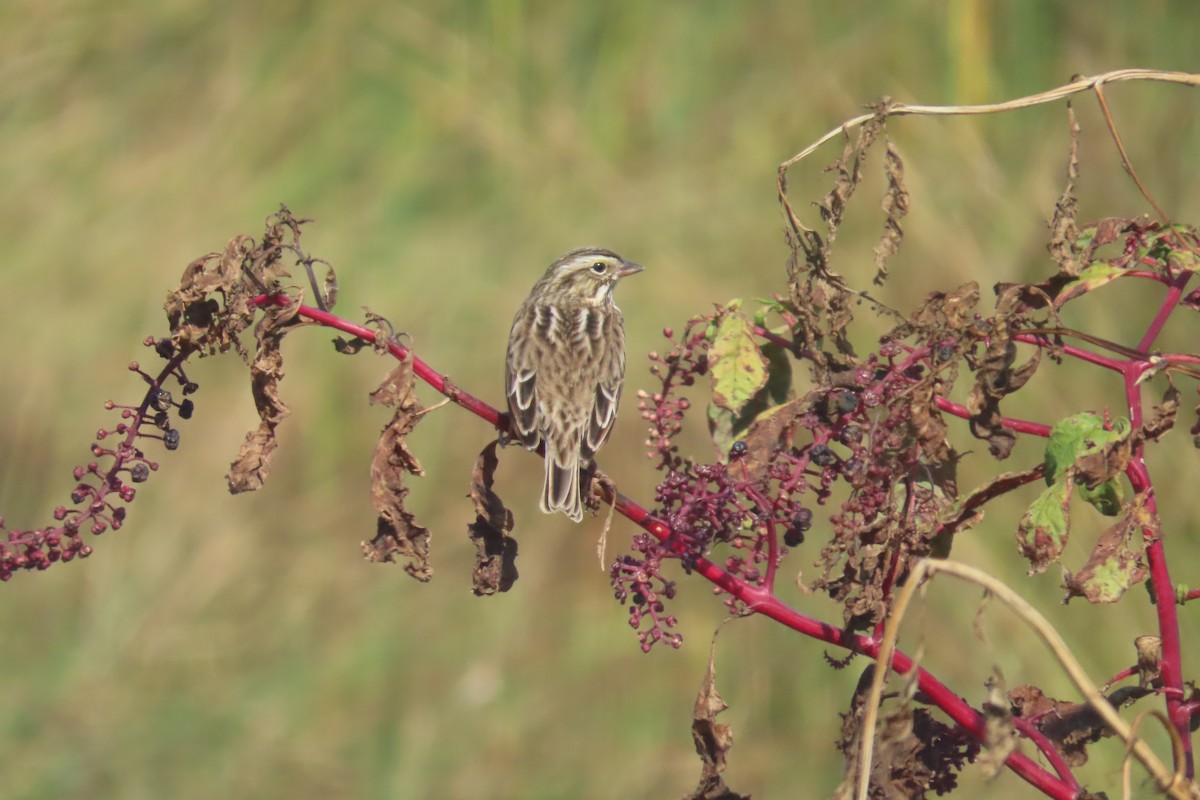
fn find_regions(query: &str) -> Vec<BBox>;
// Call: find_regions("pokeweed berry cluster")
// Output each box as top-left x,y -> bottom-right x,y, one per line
0,337 -> 195,580
623,308 -> 969,646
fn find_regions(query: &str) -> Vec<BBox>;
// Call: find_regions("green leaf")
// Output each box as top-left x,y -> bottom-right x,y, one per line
1054,263 -> 1125,307
1079,478 -> 1123,516
1017,480 -> 1071,573
1043,412 -> 1130,483
709,309 -> 769,416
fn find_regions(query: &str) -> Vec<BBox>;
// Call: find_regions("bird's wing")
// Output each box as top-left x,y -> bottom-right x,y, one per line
582,310 -> 625,461
505,309 -> 542,449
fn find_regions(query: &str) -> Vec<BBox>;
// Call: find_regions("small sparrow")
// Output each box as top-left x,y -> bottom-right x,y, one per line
505,247 -> 644,521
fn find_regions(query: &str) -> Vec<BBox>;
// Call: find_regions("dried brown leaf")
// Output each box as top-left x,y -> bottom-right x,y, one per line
1010,683 -> 1152,767
1047,104 -> 1082,276
684,637 -> 749,800
1141,377 -> 1180,443
966,289 -> 1041,459
736,395 -> 810,481
166,206 -> 318,361
362,357 -> 433,581
937,466 -> 1045,538
226,299 -> 300,493
836,666 -> 976,800
165,236 -> 257,360
1073,432 -> 1132,489
873,138 -> 910,285
978,679 -> 1018,779
818,124 -> 874,239
909,382 -> 951,464
468,440 -> 518,596
1134,635 -> 1163,689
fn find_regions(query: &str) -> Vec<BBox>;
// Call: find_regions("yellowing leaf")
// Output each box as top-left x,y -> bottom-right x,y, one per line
709,310 -> 769,416
1054,263 -> 1125,308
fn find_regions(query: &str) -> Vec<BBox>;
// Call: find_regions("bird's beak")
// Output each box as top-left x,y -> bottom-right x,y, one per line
618,260 -> 645,278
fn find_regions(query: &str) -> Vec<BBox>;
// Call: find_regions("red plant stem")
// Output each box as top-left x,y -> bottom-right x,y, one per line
252,295 -> 1081,797
1115,269 -> 1198,776
260,296 -> 507,429
1011,716 -> 1084,792
1011,332 -> 1129,371
1103,666 -> 1139,688
616,496 -> 1076,799
1123,286 -> 1193,774
1137,272 -> 1191,353
738,482 -> 779,592
934,397 -> 1053,438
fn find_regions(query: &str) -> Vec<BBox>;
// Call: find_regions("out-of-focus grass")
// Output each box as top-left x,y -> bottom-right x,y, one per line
1,2 -> 1199,797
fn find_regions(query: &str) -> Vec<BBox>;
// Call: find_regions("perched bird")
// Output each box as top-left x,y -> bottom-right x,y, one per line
505,247 -> 644,521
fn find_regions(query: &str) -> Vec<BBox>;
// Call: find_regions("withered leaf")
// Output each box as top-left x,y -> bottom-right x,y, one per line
370,360 -> 421,415
1134,635 -> 1163,689
1063,496 -> 1158,604
1072,434 -> 1131,490
730,394 -> 811,482
978,680 -> 1017,779
468,440 -> 518,596
332,336 -> 371,355
1009,683 -> 1152,767
887,281 -> 979,346
363,356 -> 433,581
1141,378 -> 1180,443
165,235 -> 258,360
167,206 -> 317,361
966,290 -> 1041,459
872,138 -> 909,286
226,299 -> 299,493
684,638 -> 749,800
1047,104 -> 1081,276
998,218 -> 1134,310
836,666 -> 977,800
937,466 -> 1044,539
909,382 -> 951,464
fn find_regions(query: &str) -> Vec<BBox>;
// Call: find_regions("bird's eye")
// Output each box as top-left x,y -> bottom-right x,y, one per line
590,261 -> 607,274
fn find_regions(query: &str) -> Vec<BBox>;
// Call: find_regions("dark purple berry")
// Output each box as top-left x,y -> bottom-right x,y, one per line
150,388 -> 172,412
810,444 -> 837,467
164,428 -> 181,451
834,390 -> 859,415
729,440 -> 748,459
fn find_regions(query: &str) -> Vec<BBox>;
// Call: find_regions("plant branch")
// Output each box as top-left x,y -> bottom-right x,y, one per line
900,559 -> 1196,800
259,295 -> 1078,798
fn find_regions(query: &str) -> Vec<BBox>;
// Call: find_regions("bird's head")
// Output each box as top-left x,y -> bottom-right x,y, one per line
535,247 -> 644,304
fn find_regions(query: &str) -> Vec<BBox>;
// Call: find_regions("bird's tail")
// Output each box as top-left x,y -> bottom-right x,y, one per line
541,454 -> 583,522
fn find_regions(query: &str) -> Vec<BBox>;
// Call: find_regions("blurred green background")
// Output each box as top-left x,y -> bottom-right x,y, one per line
2,1 -> 1200,797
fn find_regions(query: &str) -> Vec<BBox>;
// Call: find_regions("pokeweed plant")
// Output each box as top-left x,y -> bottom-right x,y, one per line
4,69 -> 1200,800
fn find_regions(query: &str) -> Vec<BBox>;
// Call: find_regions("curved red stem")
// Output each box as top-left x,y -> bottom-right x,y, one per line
251,294 -> 1079,798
